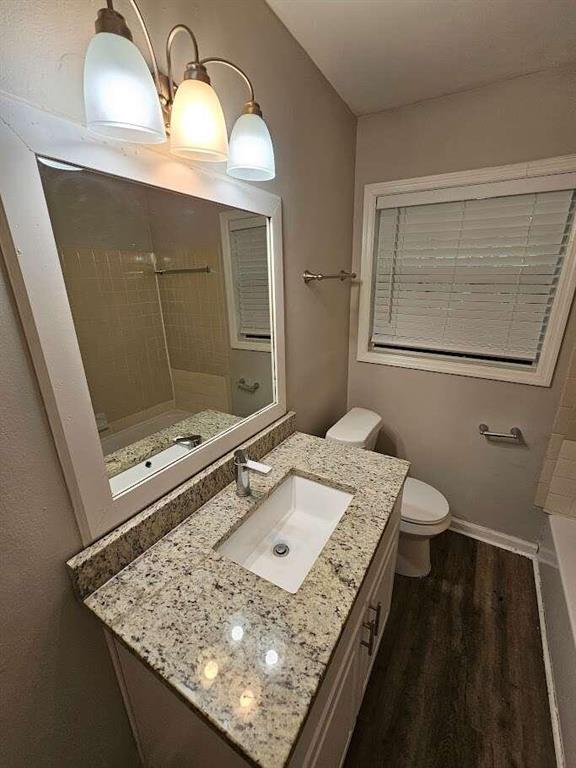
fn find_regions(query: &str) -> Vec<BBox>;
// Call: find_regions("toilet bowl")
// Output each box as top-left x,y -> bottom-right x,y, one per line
396,477 -> 450,577
326,408 -> 450,578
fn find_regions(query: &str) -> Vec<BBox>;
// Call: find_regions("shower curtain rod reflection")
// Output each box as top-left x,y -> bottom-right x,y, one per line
154,266 -> 211,275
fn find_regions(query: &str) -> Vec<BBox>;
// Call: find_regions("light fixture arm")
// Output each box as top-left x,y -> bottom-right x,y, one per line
166,24 -> 201,104
126,0 -> 162,95
199,57 -> 256,106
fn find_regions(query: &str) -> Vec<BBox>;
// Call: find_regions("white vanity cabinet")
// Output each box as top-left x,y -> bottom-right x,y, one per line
355,513 -> 400,703
288,494 -> 402,768
112,495 -> 402,768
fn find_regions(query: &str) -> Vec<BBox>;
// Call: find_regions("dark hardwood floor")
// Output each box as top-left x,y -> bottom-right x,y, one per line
344,531 -> 556,768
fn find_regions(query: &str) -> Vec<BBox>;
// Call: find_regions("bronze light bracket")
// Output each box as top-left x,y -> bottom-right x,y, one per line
166,26 -> 262,118
94,0 -> 263,132
94,7 -> 133,40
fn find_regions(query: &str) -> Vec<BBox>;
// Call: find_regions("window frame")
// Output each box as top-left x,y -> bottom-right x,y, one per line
220,210 -> 272,352
357,156 -> 576,386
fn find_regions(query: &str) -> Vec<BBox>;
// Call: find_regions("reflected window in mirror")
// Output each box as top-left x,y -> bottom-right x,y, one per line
220,211 -> 271,352
37,159 -> 274,496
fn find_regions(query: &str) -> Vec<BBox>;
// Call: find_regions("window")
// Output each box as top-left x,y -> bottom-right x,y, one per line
220,211 -> 271,351
357,159 -> 576,385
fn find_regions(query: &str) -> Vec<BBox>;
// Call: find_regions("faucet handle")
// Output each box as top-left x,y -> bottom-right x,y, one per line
233,449 -> 271,475
245,458 -> 272,475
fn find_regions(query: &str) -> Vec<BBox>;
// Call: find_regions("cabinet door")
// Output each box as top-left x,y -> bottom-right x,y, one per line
356,524 -> 400,701
300,500 -> 403,768
308,642 -> 359,768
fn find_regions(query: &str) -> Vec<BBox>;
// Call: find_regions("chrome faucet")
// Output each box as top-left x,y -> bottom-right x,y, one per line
234,449 -> 272,497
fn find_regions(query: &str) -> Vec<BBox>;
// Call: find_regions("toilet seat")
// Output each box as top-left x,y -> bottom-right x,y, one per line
401,478 -> 450,531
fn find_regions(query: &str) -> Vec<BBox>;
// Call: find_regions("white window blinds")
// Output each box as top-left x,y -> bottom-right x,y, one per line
371,189 -> 576,364
229,218 -> 271,340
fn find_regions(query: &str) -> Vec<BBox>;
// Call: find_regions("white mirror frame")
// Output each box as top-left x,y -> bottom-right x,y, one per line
0,93 -> 286,543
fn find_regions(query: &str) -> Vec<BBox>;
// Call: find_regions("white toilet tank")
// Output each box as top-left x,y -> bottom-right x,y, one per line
325,407 -> 382,450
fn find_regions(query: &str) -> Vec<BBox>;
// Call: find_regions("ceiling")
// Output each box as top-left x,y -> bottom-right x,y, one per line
265,0 -> 576,116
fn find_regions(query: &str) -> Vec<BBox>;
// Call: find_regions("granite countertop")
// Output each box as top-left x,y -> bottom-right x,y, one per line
104,409 -> 242,478
84,432 -> 409,768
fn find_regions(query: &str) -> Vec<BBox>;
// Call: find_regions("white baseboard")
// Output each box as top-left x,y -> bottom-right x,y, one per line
450,517 -> 538,557
532,559 -> 566,768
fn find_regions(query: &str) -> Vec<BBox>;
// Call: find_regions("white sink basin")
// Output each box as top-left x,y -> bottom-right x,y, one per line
217,474 -> 354,593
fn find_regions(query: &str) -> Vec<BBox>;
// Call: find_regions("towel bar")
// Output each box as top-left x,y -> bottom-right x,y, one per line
303,269 -> 356,283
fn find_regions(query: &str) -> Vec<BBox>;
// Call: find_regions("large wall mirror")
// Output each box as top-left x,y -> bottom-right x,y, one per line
39,161 -> 275,496
0,95 -> 285,542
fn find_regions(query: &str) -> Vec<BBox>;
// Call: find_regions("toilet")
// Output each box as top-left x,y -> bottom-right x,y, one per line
326,407 -> 450,577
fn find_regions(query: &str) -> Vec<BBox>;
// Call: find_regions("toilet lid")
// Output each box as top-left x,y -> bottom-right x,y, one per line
401,478 -> 449,525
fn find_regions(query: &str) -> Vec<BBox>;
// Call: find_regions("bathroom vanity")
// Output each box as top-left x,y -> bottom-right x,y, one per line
2,95 -> 408,768
68,422 -> 408,768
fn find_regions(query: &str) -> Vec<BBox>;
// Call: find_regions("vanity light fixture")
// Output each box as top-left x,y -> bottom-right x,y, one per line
84,4 -> 166,144
83,0 -> 276,180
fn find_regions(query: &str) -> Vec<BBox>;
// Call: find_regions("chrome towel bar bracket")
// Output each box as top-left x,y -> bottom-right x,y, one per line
479,424 -> 523,442
303,269 -> 357,284
237,378 -> 260,393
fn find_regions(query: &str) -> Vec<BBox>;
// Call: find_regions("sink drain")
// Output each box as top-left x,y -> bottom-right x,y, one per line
272,542 -> 290,557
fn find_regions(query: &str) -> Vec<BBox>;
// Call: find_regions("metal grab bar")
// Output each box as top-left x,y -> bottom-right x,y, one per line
479,424 -> 523,441
303,269 -> 357,284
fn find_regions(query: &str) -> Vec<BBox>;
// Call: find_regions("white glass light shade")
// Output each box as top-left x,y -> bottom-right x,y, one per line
84,32 -> 166,144
170,79 -> 229,161
227,113 -> 275,181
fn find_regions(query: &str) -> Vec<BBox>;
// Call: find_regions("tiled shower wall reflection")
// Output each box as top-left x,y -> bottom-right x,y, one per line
43,168 -> 234,435
149,190 -> 231,414
59,248 -> 173,429
536,347 -> 576,518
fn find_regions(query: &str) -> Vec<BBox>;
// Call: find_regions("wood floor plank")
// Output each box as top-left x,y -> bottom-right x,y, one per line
343,531 -> 556,768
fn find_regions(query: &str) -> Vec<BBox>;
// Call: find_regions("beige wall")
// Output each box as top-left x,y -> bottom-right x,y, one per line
0,0 -> 355,766
0,254 -> 140,768
349,66 -> 576,541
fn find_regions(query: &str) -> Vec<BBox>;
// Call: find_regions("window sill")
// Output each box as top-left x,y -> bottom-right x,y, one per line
231,339 -> 271,353
356,347 -> 553,386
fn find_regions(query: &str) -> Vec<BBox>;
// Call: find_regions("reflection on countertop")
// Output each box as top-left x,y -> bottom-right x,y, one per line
80,432 -> 409,768
104,409 -> 242,478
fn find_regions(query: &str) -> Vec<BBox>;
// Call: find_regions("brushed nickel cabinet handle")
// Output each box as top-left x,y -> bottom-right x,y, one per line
369,602 -> 382,637
360,620 -> 375,656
